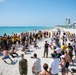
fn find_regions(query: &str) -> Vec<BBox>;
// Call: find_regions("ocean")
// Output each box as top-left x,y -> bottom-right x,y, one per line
0,26 -> 52,36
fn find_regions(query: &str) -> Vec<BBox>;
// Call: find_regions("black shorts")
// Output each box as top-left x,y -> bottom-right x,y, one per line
18,41 -> 20,44
14,41 -> 16,44
57,53 -> 61,58
65,62 -> 69,68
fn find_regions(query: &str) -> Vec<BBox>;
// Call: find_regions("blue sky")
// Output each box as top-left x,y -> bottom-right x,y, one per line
0,0 -> 76,26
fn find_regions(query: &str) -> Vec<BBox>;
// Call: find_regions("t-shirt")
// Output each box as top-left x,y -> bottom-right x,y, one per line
49,58 -> 59,74
19,59 -> 27,69
45,43 -> 49,49
55,47 -> 62,53
68,46 -> 73,57
32,58 -> 41,72
19,59 -> 27,74
49,40 -> 53,45
61,45 -> 67,51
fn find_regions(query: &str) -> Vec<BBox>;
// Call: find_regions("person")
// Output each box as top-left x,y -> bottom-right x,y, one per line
61,43 -> 67,55
21,46 -> 27,54
49,53 -> 59,75
2,49 -> 13,63
39,63 -> 51,75
9,47 -> 18,58
43,41 -> 49,58
55,47 -> 62,58
61,52 -> 71,75
49,38 -> 53,49
32,53 -> 41,75
25,40 -> 29,49
67,43 -> 73,64
65,52 -> 71,75
60,57 -> 66,75
34,41 -> 40,49
19,54 -> 28,75
17,35 -> 21,45
73,41 -> 76,59
71,68 -> 76,75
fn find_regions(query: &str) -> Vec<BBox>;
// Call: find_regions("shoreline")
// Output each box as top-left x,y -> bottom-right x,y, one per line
0,27 -> 76,75
0,26 -> 52,36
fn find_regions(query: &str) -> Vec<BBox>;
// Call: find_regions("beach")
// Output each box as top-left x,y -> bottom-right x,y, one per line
0,27 -> 76,75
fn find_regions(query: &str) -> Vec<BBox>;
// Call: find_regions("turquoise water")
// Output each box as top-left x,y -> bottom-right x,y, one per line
0,26 -> 52,36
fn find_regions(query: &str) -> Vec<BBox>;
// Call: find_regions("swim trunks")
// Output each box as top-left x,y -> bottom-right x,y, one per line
3,55 -> 10,59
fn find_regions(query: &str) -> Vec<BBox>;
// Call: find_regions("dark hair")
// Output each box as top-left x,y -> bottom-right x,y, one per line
13,47 -> 15,50
51,53 -> 55,58
62,42 -> 64,45
43,63 -> 48,71
21,54 -> 24,57
34,53 -> 37,58
45,40 -> 47,42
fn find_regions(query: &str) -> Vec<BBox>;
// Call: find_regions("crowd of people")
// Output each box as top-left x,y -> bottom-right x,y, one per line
0,28 -> 76,75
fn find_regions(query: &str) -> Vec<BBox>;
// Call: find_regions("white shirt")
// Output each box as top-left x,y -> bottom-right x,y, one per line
49,39 -> 53,45
55,47 -> 62,53
32,58 -> 41,73
49,58 -> 59,74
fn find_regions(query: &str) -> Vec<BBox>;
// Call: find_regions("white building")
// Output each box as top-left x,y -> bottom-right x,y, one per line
74,21 -> 76,26
66,17 -> 71,25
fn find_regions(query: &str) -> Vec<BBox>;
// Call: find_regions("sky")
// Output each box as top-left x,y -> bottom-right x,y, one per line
0,0 -> 76,26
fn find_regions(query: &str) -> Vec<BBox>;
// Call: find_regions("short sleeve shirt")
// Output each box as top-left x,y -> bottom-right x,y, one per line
32,58 -> 41,72
49,58 -> 59,74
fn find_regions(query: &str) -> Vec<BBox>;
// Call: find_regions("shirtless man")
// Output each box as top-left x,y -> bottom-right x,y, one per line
39,63 -> 51,75
9,47 -> 18,58
2,49 -> 13,63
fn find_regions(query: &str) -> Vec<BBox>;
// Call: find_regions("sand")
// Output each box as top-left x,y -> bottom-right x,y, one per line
0,27 -> 76,75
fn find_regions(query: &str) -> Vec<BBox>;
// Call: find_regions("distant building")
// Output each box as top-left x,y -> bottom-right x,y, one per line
66,17 -> 71,25
74,21 -> 76,26
73,21 -> 76,29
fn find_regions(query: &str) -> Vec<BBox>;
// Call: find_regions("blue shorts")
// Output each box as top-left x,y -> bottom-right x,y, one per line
3,55 -> 10,59
75,52 -> 76,55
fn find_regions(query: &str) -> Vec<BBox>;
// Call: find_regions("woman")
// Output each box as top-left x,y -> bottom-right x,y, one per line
60,57 -> 66,75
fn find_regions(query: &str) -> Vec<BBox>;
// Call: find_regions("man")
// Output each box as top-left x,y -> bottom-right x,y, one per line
55,47 -> 62,58
19,54 -> 28,75
43,41 -> 49,58
39,63 -> 51,75
32,53 -> 41,75
61,43 -> 67,55
49,38 -> 53,49
64,52 -> 71,75
67,43 -> 73,65
9,47 -> 18,58
73,41 -> 76,59
2,49 -> 13,63
49,53 -> 59,75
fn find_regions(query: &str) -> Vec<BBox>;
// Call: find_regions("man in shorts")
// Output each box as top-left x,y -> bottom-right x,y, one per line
32,53 -> 41,75
49,53 -> 59,75
43,41 -> 49,58
2,49 -> 13,63
19,54 -> 28,75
